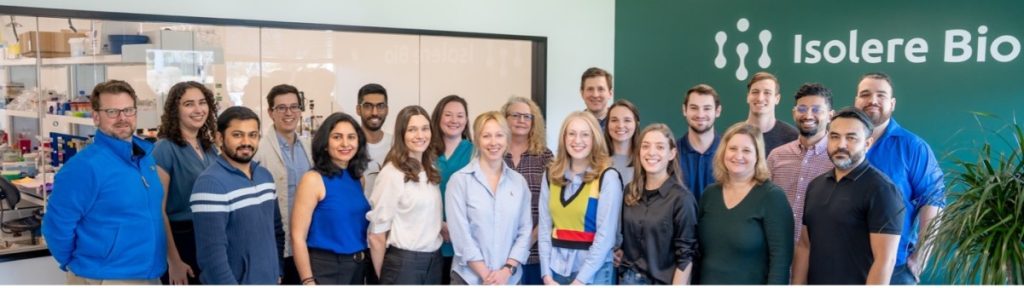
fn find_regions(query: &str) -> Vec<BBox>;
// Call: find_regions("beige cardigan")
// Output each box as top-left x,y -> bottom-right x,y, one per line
253,128 -> 312,258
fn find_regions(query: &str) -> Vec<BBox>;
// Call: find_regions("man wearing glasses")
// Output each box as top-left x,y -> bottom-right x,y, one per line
767,83 -> 835,244
355,83 -> 391,199
253,84 -> 312,285
44,80 -> 167,284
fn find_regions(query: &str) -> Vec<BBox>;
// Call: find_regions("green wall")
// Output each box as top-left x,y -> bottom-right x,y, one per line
616,0 -> 1024,284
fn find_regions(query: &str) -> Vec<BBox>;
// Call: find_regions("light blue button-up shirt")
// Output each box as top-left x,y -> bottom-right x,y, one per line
445,159 -> 533,284
276,131 -> 311,210
538,167 -> 622,284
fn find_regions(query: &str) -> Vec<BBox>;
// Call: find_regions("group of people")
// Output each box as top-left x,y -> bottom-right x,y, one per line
40,66 -> 945,286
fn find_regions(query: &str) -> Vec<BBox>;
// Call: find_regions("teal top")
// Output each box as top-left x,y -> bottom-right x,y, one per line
436,139 -> 474,256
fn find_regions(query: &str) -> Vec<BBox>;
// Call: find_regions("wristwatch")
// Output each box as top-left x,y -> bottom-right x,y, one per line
502,263 -> 518,274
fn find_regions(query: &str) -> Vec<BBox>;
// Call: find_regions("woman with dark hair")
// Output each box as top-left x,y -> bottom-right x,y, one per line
153,81 -> 219,284
430,94 -> 473,283
604,99 -> 639,185
367,105 -> 444,284
290,112 -> 372,285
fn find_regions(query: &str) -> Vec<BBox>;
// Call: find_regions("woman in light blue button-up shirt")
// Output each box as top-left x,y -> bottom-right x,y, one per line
445,111 -> 533,285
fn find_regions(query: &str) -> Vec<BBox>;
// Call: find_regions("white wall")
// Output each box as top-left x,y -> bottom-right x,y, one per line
0,0 -> 616,148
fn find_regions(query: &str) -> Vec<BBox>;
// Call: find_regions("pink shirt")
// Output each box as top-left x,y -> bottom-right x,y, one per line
766,138 -> 833,242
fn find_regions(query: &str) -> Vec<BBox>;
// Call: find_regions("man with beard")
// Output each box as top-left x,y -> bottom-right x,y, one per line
252,84 -> 311,284
356,83 -> 392,198
191,106 -> 285,284
580,67 -> 613,129
767,83 -> 835,243
676,84 -> 721,200
791,108 -> 904,285
854,72 -> 945,285
745,72 -> 799,155
44,80 -> 166,284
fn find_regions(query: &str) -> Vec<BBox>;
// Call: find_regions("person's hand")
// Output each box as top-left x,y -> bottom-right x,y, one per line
167,258 -> 194,285
485,268 -> 512,285
441,222 -> 451,241
907,253 -> 923,283
570,279 -> 585,285
543,276 -> 560,285
613,248 -> 624,267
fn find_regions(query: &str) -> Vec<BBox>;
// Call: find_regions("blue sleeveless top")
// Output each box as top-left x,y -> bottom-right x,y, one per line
306,170 -> 371,254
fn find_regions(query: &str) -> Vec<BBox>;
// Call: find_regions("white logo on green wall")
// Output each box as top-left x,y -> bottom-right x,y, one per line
716,19 -> 1022,81
714,18 -> 772,81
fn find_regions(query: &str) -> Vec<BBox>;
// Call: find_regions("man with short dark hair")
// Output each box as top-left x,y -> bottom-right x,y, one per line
355,83 -> 392,197
745,71 -> 798,155
854,72 -> 945,285
792,108 -> 904,285
192,106 -> 284,285
44,80 -> 167,284
767,83 -> 835,243
580,67 -> 613,129
252,84 -> 312,284
676,83 -> 721,200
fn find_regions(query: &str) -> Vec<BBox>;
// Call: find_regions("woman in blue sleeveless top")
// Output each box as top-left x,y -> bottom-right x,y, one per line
291,112 -> 372,285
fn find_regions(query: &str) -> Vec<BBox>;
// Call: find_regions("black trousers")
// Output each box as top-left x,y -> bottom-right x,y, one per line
282,257 -> 300,284
379,247 -> 442,285
161,220 -> 201,285
309,248 -> 372,285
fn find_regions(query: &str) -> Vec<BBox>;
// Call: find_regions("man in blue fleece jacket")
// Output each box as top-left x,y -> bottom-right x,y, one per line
43,80 -> 167,284
190,106 -> 285,284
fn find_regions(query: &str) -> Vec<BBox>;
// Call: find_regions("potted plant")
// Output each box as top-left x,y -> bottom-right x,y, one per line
924,113 -> 1024,284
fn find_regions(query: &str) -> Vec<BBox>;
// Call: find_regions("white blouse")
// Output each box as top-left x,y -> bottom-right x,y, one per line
366,162 -> 443,252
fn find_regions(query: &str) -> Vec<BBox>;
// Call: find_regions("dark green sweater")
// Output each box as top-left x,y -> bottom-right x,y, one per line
697,181 -> 794,284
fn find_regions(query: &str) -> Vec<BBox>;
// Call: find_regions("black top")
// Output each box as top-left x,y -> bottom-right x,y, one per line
763,120 -> 799,156
803,161 -> 905,285
698,181 -> 794,284
620,179 -> 698,284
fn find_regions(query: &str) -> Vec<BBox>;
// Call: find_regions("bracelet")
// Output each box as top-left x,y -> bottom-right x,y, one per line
301,277 -> 316,285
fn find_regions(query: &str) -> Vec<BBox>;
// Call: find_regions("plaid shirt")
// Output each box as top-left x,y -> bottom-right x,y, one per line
505,148 -> 553,264
766,138 -> 833,243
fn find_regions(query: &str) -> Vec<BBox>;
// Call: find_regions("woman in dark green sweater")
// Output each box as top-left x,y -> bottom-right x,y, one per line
697,123 -> 794,284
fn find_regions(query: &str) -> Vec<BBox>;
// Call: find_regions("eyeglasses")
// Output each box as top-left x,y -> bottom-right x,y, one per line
97,107 -> 138,117
273,104 -> 303,113
507,112 -> 534,121
360,102 -> 387,111
794,105 -> 826,115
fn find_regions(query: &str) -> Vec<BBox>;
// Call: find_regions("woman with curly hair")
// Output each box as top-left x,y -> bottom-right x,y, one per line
153,81 -> 219,284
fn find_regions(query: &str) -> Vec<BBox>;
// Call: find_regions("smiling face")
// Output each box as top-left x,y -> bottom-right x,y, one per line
505,102 -> 533,137
564,118 -> 594,161
357,93 -> 388,132
855,77 -> 896,127
405,114 -> 432,158
793,95 -> 830,138
178,87 -> 210,132
684,93 -> 721,134
94,92 -> 138,141
328,121 -> 359,167
269,92 -> 301,134
638,130 -> 676,176
477,119 -> 509,162
723,133 -> 757,181
607,105 -> 637,144
581,76 -> 612,115
219,119 -> 261,164
747,79 -> 780,117
439,101 -> 468,139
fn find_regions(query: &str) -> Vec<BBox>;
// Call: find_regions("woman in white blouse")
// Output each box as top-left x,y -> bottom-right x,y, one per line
445,111 -> 533,285
366,105 -> 444,284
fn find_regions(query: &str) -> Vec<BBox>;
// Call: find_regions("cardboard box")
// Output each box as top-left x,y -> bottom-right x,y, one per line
18,31 -> 87,58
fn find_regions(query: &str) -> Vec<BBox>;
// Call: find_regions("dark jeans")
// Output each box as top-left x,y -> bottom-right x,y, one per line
309,247 -> 371,285
161,220 -> 201,285
890,264 -> 918,285
550,261 -> 615,285
619,268 -> 651,285
379,247 -> 442,284
521,263 -> 543,285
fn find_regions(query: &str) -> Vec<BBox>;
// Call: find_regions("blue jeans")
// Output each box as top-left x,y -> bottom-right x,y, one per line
521,263 -> 543,285
550,262 -> 615,285
619,268 -> 651,285
890,264 -> 918,285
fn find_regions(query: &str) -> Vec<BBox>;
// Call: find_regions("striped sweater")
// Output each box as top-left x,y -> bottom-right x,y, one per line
190,156 -> 284,284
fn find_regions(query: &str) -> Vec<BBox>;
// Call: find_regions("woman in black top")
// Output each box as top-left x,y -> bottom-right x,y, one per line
619,123 -> 698,284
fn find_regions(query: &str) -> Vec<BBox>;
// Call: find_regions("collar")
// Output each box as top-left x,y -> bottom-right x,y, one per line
652,177 -> 682,199
563,166 -> 594,185
214,154 -> 258,179
876,118 -> 901,141
94,130 -> 148,163
679,131 -> 720,155
464,158 -> 514,187
798,136 -> 829,155
275,129 -> 299,148
825,160 -> 872,182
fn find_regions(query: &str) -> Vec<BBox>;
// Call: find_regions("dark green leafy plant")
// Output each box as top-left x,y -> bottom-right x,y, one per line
925,112 -> 1024,284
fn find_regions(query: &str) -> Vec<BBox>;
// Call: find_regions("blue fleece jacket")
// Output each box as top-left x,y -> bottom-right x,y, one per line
191,156 -> 284,284
42,131 -> 167,280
